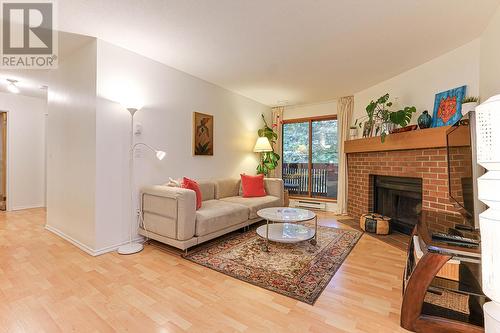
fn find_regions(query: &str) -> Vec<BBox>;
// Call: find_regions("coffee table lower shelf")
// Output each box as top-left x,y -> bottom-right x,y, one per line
256,223 -> 316,243
256,223 -> 316,252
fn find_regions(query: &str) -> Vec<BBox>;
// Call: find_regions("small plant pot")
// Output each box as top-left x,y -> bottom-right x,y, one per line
381,122 -> 395,136
462,102 -> 478,116
349,128 -> 358,140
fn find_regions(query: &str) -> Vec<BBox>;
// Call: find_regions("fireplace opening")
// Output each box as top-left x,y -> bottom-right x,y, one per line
372,175 -> 422,235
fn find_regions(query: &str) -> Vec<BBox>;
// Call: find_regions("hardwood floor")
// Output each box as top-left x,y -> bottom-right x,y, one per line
0,208 -> 409,332
337,217 -> 410,251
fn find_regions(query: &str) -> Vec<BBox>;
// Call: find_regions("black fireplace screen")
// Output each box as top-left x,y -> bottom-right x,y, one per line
373,175 -> 423,235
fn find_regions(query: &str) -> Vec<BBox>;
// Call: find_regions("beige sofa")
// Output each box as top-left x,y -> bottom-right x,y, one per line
139,178 -> 284,250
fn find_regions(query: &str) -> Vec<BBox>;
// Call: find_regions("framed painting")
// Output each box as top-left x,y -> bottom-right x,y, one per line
431,86 -> 466,127
193,112 -> 214,156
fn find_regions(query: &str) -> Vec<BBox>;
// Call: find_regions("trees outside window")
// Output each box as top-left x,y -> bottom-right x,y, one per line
282,117 -> 338,199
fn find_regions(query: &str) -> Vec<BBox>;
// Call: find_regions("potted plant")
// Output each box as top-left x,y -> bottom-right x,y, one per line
462,96 -> 479,116
256,114 -> 280,175
355,93 -> 416,142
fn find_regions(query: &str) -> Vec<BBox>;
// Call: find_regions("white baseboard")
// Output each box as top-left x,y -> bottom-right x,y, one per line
45,224 -> 96,255
325,202 -> 338,212
45,224 -> 143,256
10,204 -> 45,211
93,237 -> 144,256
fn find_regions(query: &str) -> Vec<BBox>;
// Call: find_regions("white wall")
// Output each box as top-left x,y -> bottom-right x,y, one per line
480,5 -> 500,100
353,39 -> 480,128
0,92 -> 46,210
94,40 -> 270,251
46,38 -> 98,251
45,38 -> 270,254
284,100 -> 337,120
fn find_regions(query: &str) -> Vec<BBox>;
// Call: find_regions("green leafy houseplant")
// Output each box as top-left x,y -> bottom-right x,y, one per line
461,96 -> 480,117
462,96 -> 479,104
257,114 -> 280,175
355,93 -> 416,142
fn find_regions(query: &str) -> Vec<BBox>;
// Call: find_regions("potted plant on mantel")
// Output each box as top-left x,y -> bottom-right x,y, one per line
355,93 -> 416,142
461,96 -> 480,116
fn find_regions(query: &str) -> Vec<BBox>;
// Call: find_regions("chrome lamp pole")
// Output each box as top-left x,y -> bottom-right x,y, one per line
117,107 -> 165,255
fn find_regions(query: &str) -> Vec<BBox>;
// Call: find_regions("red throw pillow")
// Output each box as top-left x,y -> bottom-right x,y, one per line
181,177 -> 202,210
240,174 -> 267,198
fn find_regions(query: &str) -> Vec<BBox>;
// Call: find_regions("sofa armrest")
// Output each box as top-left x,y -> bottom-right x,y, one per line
264,178 -> 284,205
141,185 -> 196,241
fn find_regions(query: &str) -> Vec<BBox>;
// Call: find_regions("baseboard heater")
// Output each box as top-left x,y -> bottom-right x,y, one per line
296,200 -> 327,211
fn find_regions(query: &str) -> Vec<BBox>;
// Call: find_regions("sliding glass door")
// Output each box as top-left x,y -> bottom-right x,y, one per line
282,121 -> 309,196
282,116 -> 338,200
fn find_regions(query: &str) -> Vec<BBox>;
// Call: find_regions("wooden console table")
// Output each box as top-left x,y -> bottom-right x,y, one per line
401,210 -> 486,332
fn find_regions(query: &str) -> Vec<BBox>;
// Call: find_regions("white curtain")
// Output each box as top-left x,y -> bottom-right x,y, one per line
336,96 -> 354,214
271,106 -> 284,178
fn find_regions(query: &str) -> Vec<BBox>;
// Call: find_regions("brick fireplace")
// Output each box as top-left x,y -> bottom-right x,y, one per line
344,126 -> 470,234
347,148 -> 453,215
373,175 -> 422,234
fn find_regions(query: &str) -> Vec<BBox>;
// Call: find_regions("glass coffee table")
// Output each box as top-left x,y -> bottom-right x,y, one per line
256,207 -> 317,252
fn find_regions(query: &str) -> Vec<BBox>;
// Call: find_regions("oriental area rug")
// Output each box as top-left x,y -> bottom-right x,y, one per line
183,224 -> 362,304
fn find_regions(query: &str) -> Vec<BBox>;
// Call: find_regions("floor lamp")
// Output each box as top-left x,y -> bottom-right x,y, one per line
117,107 -> 166,255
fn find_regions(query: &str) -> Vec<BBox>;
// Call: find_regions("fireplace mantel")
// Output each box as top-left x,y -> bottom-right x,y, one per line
345,124 -> 470,224
345,126 -> 457,153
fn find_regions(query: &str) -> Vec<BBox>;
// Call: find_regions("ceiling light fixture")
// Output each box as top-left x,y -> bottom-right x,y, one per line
6,79 -> 20,94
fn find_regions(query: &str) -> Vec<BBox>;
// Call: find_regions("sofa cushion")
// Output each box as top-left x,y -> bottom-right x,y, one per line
195,200 -> 250,236
197,180 -> 215,201
214,178 -> 241,199
219,195 -> 281,219
240,174 -> 266,197
239,178 -> 284,199
182,177 -> 202,210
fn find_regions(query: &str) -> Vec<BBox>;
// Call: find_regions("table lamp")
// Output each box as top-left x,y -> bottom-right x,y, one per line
254,137 -> 273,174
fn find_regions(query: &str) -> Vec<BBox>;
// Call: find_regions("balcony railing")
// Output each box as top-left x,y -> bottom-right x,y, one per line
282,163 -> 338,198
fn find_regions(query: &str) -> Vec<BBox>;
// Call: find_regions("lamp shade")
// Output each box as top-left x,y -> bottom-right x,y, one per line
253,137 -> 272,152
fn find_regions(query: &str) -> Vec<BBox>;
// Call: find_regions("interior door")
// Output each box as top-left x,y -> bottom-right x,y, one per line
0,112 -> 6,211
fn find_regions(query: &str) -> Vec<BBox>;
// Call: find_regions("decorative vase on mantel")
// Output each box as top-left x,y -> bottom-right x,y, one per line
417,110 -> 432,129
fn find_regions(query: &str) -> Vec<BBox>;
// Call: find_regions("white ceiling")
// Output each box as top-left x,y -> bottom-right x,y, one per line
55,0 -> 499,106
0,32 -> 94,99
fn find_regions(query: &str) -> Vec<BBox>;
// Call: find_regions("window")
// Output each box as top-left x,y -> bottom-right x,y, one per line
282,116 -> 338,199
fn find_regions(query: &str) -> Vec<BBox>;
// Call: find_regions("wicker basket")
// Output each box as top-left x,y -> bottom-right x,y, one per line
359,213 -> 391,235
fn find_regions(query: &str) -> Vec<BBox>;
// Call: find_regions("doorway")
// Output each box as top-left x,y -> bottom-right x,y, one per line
0,112 -> 6,211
